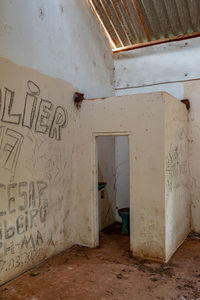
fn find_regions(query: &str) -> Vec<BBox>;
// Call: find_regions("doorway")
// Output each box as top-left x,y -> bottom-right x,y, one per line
95,135 -> 130,246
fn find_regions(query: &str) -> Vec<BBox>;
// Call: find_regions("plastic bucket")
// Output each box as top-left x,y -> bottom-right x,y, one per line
118,208 -> 130,235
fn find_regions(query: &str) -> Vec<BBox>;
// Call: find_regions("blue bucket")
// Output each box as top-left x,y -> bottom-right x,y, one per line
118,208 -> 130,235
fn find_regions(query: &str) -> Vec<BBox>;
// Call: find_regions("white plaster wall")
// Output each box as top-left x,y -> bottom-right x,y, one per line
184,80 -> 200,232
115,82 -> 184,100
76,93 -> 166,261
0,0 -> 115,284
0,1 -> 116,269
114,37 -> 200,232
75,93 -> 189,263
164,94 -> 190,261
115,136 -> 129,222
0,56 -> 190,285
0,0 -> 114,99
97,136 -> 116,230
114,37 -> 200,93
0,57 -> 78,285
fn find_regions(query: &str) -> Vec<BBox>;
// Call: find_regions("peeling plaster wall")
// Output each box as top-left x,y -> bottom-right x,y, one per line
114,37 -> 200,232
0,0 -> 114,99
164,94 -> 190,260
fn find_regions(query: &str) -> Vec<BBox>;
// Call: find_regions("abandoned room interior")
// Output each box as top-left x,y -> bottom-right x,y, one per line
0,0 -> 200,299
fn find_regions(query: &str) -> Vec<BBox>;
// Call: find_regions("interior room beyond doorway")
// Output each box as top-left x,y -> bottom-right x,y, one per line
96,135 -> 130,245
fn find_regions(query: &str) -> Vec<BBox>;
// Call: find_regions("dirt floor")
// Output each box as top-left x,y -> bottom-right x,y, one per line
1,223 -> 200,300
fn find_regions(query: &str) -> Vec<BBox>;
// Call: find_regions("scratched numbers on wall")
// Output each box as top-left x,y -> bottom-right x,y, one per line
0,181 -> 48,275
0,80 -> 67,277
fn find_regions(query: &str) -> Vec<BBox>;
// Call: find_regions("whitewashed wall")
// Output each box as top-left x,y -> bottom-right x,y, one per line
164,94 -> 190,260
0,56 -> 190,285
77,92 -> 189,262
77,93 -> 166,259
114,37 -> 200,99
0,57 -> 78,285
0,0 -> 115,285
184,80 -> 200,232
114,38 -> 200,232
0,0 -> 114,99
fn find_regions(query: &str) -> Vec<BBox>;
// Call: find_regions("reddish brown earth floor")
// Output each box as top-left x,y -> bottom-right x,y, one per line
1,223 -> 200,300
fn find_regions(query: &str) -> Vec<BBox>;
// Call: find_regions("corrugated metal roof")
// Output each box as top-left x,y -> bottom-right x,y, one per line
88,0 -> 200,52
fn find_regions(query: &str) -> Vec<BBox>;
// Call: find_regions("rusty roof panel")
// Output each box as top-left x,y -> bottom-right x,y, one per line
88,0 -> 200,52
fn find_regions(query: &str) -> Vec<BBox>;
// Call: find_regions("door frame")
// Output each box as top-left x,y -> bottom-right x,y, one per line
92,131 -> 134,248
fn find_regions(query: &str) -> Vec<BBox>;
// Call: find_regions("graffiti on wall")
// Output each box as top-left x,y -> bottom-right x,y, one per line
0,79 -> 67,282
0,127 -> 24,176
0,80 -> 68,141
0,80 -> 68,180
0,180 -> 48,276
165,129 -> 188,192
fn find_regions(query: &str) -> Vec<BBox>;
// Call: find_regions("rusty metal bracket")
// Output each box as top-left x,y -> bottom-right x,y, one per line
73,92 -> 85,110
180,99 -> 190,111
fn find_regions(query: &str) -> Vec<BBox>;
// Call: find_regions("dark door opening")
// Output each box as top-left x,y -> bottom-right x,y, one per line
96,135 -> 130,247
